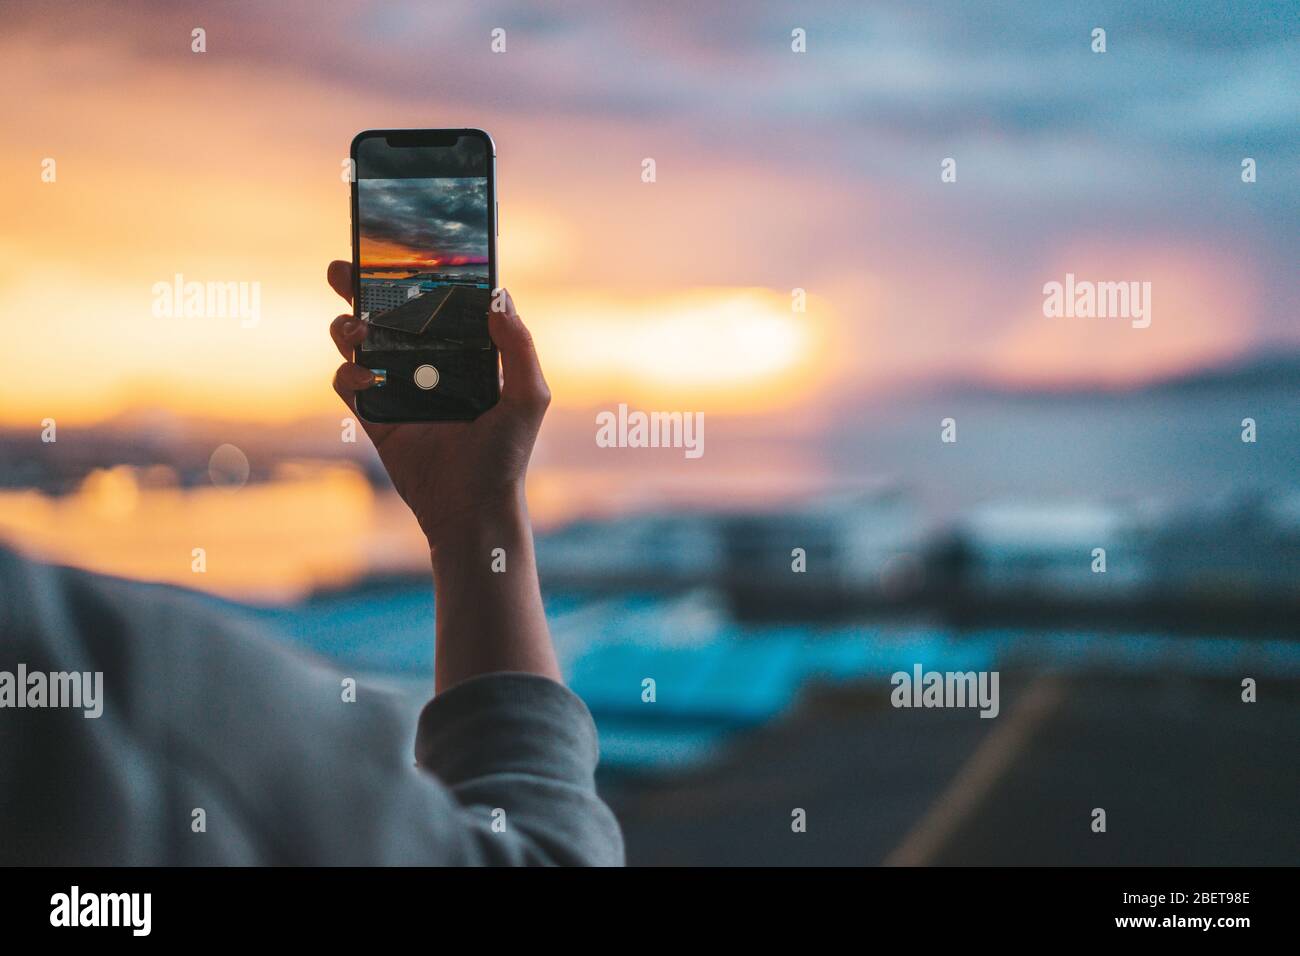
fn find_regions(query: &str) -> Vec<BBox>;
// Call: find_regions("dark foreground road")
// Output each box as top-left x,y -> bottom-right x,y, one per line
602,669 -> 1300,865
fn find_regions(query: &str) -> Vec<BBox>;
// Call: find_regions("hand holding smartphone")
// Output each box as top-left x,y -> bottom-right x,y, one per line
330,126 -> 552,548
349,129 -> 499,422
331,128 -> 559,692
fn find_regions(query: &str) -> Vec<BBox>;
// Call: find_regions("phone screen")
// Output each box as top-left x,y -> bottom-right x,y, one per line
351,130 -> 498,422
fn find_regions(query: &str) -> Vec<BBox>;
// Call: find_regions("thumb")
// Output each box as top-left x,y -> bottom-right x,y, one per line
489,289 -> 551,412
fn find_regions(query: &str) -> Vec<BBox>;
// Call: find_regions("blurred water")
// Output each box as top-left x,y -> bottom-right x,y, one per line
830,386 -> 1300,518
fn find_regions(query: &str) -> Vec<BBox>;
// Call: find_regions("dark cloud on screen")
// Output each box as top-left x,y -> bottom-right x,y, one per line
359,177 -> 489,262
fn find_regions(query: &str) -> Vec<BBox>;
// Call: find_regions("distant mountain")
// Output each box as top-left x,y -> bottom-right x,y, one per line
1142,351 -> 1300,394
936,350 -> 1300,400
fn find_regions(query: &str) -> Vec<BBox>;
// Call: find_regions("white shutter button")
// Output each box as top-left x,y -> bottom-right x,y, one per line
413,365 -> 440,389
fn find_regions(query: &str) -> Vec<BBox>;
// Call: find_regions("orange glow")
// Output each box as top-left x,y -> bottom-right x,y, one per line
0,39 -> 842,426
526,287 -> 834,412
0,465 -> 430,602
358,236 -> 488,273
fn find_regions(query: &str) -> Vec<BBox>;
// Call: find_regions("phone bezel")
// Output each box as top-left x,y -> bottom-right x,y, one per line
348,127 -> 499,423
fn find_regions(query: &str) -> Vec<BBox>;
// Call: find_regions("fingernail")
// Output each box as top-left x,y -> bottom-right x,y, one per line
342,321 -> 356,335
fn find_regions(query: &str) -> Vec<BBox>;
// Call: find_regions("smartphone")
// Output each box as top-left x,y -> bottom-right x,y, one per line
349,128 -> 499,422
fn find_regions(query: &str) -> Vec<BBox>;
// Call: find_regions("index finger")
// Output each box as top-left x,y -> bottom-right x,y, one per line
327,260 -> 354,307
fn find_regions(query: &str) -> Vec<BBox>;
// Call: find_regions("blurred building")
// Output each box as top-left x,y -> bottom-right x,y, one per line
359,277 -> 424,317
1147,491 -> 1300,598
950,501 -> 1149,598
536,488 -> 926,616
938,493 -> 1300,636
538,511 -> 722,590
707,489 -> 925,620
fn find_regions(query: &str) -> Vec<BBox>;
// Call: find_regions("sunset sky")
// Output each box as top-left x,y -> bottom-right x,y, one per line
2,0 -> 1296,428
358,177 -> 490,272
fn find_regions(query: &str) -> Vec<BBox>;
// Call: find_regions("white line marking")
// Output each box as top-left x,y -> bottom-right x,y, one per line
883,672 -> 1065,866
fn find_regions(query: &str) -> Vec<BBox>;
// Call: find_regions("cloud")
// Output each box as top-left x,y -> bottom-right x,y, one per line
2,0 -> 1295,421
358,179 -> 489,263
